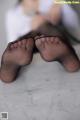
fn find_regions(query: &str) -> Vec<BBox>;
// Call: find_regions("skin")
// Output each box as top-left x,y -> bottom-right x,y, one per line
45,4 -> 62,25
0,38 -> 34,83
35,36 -> 80,72
21,0 -> 62,30
21,0 -> 39,14
0,2 -> 79,83
31,4 -> 62,30
0,22 -> 80,83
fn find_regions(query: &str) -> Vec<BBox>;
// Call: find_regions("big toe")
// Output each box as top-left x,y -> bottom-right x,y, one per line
35,38 -> 45,51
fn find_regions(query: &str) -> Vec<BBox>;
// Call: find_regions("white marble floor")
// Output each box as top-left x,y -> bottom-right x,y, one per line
0,46 -> 80,120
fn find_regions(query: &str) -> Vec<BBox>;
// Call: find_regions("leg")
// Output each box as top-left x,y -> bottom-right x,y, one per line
0,38 -> 34,83
35,36 -> 80,72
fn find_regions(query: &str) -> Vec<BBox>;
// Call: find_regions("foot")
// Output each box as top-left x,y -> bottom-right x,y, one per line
0,38 -> 34,83
35,36 -> 80,72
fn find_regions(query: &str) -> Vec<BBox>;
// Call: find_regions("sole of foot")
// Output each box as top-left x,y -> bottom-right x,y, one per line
0,38 -> 34,83
35,36 -> 80,72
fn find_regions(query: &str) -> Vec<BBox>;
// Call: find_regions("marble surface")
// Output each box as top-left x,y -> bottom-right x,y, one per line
0,46 -> 80,120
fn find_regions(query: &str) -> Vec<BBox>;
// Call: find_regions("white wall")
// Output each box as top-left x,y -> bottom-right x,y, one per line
0,0 -> 17,60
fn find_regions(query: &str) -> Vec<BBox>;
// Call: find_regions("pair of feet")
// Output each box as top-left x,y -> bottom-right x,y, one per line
0,36 -> 80,83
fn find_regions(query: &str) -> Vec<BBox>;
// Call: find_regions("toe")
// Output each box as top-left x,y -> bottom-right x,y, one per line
46,37 -> 49,43
36,38 -> 45,50
18,41 -> 22,47
39,38 -> 45,49
22,39 -> 26,45
36,39 -> 41,47
35,36 -> 40,40
41,38 -> 45,42
35,35 -> 44,40
38,37 -> 48,48
40,35 -> 45,38
46,37 -> 51,44
51,37 -> 55,43
10,44 -> 15,49
26,38 -> 34,51
14,43 -> 18,48
47,37 -> 52,44
54,37 -> 60,44
21,39 -> 27,48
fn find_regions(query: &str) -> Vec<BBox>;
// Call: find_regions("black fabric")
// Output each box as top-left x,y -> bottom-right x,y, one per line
8,22 -> 79,60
